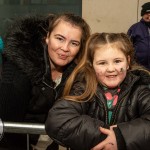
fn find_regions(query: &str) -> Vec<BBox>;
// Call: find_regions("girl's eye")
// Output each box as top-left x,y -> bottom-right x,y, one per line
115,60 -> 121,63
97,62 -> 106,65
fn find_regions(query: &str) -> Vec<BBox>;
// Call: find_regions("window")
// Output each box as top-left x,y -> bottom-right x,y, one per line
0,0 -> 82,36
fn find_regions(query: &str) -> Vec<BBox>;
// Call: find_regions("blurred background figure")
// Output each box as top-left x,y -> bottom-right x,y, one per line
0,36 -> 4,79
127,2 -> 150,70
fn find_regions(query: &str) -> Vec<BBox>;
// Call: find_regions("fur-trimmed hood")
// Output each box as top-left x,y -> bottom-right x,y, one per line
3,14 -> 55,83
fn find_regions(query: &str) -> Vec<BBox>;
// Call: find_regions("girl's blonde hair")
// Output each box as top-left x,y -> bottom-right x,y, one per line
63,32 -> 143,102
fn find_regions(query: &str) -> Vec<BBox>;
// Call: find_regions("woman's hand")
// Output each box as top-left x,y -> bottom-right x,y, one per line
91,127 -> 118,150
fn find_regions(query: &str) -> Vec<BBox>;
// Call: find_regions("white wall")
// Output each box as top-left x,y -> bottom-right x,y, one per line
82,0 -> 150,33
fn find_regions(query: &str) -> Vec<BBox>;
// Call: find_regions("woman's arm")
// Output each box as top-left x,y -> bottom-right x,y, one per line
0,61 -> 31,121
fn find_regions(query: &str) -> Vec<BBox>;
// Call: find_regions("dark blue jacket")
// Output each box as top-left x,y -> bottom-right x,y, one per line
127,19 -> 150,70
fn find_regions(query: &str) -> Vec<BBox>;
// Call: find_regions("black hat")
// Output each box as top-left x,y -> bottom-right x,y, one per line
141,2 -> 150,16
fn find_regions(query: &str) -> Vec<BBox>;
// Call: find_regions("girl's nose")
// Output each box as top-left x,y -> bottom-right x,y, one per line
106,64 -> 115,72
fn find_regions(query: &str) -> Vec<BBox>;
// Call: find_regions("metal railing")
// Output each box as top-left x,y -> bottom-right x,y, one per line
3,122 -> 46,150
3,122 -> 46,134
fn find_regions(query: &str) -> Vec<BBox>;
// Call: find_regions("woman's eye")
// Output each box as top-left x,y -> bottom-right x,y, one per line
70,42 -> 80,47
56,37 -> 64,42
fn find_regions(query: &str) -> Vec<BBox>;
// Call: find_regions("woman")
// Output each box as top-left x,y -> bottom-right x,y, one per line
0,13 -> 90,149
45,33 -> 150,150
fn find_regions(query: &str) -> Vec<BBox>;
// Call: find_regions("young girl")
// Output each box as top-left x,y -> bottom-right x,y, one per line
45,33 -> 150,150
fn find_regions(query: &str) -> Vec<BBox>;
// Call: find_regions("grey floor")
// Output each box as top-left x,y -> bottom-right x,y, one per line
32,135 -> 66,150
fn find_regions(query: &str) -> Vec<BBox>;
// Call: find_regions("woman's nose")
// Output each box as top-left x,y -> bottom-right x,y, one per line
61,42 -> 69,52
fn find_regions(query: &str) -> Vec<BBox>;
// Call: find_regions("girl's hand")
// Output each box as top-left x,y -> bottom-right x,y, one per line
91,127 -> 118,150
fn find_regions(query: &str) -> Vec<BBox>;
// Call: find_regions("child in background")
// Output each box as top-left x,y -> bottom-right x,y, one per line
45,33 -> 150,150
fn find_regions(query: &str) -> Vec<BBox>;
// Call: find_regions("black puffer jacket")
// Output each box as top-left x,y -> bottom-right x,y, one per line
0,15 -> 76,123
45,70 -> 150,150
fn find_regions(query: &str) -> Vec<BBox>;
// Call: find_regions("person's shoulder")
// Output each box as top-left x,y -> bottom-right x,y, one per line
1,59 -> 29,83
129,21 -> 141,30
130,68 -> 150,85
128,20 -> 145,35
131,19 -> 147,28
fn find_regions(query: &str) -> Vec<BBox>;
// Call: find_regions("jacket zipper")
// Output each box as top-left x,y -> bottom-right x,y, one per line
111,96 -> 126,125
96,94 -> 109,125
110,86 -> 133,125
42,80 -> 58,99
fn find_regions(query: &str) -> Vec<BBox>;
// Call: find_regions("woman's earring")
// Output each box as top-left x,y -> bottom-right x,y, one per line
45,38 -> 49,44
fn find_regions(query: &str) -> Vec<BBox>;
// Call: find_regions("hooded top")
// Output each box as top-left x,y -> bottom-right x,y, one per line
4,14 -> 54,84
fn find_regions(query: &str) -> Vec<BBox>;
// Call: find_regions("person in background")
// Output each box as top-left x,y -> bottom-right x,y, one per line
45,33 -> 150,150
127,2 -> 150,70
0,36 -> 4,79
0,13 -> 90,150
